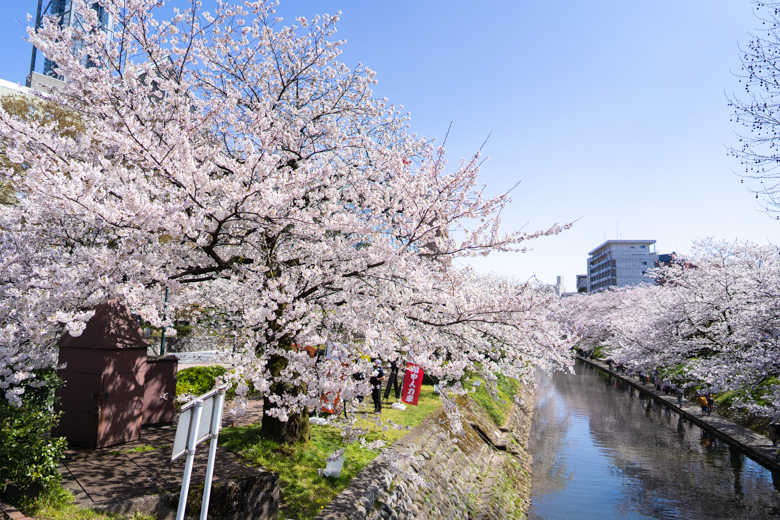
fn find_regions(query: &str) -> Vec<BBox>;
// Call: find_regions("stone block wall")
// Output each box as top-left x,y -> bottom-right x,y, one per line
66,471 -> 279,520
316,384 -> 534,520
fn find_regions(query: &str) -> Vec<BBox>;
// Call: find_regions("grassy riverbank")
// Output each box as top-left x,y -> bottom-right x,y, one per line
219,386 -> 442,520
467,373 -> 519,427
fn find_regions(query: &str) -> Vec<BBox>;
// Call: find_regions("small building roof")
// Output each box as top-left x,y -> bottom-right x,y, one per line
58,300 -> 150,350
0,78 -> 35,98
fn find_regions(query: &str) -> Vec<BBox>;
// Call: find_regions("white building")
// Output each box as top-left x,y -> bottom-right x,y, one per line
553,276 -> 566,298
587,240 -> 658,293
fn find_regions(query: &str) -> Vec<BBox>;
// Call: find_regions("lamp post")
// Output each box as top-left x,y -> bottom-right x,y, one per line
160,286 -> 169,355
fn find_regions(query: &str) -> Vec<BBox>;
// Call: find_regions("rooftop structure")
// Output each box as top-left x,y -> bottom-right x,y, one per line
1,73 -> 62,99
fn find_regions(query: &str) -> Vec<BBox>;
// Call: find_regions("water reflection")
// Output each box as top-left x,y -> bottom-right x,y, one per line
529,359 -> 780,519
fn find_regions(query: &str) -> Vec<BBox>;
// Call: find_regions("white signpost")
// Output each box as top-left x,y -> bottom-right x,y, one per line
172,386 -> 227,520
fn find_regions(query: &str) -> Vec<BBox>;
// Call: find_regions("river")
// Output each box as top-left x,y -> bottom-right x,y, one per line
528,359 -> 780,519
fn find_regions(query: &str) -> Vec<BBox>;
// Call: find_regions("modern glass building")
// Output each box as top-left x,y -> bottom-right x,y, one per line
42,0 -> 113,78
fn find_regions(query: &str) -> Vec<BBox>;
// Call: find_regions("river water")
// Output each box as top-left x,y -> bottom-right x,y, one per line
528,359 -> 780,520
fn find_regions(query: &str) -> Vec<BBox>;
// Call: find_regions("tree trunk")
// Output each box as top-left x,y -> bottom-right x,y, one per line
260,351 -> 311,445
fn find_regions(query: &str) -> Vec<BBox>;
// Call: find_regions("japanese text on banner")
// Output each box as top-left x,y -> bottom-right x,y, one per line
401,363 -> 423,405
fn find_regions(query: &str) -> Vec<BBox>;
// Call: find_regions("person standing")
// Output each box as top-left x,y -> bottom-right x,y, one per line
696,394 -> 709,416
707,393 -> 715,416
370,359 -> 385,414
353,369 -> 365,403
383,360 -> 401,403
676,386 -> 684,407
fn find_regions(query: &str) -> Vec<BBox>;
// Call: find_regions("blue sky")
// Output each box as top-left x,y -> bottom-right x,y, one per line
0,1 -> 774,287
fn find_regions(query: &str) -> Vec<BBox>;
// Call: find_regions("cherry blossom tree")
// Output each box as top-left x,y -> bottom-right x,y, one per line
0,0 -> 575,444
567,240 -> 780,413
729,0 -> 780,214
646,241 -> 780,404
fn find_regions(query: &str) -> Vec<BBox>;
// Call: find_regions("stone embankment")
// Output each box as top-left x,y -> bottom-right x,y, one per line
317,385 -> 535,520
580,356 -> 780,471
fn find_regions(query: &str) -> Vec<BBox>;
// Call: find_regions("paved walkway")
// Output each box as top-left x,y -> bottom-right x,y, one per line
60,398 -> 265,505
579,356 -> 780,471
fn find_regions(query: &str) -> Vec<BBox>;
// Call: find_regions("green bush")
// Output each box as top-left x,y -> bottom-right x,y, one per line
0,370 -> 67,496
176,365 -> 259,403
177,365 -> 229,398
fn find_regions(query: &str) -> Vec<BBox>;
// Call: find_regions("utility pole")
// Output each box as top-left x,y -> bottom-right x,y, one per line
160,286 -> 169,355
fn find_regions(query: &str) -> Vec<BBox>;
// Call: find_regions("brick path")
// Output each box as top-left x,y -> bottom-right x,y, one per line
60,398 -> 265,505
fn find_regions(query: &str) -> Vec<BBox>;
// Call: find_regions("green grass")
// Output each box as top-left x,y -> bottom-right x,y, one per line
218,385 -> 442,520
467,374 -> 518,427
14,485 -> 154,520
714,376 -> 780,408
124,444 -> 155,453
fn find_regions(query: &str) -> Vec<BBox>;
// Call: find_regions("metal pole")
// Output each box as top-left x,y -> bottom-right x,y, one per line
160,286 -> 169,355
176,400 -> 203,520
199,389 -> 226,520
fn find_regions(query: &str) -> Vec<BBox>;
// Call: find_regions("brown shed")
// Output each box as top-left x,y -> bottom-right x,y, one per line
53,300 -> 151,448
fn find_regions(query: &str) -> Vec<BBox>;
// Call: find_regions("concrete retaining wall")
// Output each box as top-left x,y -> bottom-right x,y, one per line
316,385 -> 535,520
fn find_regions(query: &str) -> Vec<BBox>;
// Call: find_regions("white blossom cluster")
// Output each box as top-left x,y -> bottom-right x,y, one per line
0,0 -> 574,442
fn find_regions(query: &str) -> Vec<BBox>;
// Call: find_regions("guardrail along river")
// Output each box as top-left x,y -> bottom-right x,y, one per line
529,359 -> 780,519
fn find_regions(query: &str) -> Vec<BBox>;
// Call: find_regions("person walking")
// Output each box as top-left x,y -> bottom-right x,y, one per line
706,393 -> 715,416
370,359 -> 386,414
769,412 -> 780,447
676,386 -> 684,407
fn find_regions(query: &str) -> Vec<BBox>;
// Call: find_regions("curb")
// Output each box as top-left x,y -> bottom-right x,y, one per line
0,503 -> 34,520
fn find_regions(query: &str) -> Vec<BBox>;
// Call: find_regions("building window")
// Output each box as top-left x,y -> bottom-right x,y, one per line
642,261 -> 647,265
640,245 -> 645,249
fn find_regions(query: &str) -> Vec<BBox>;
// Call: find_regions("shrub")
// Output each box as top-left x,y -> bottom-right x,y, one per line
176,365 -> 258,402
0,370 -> 67,497
177,365 -> 229,398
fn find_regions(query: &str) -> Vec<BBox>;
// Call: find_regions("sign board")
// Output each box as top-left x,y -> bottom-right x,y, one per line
171,388 -> 221,461
170,386 -> 227,520
401,363 -> 423,406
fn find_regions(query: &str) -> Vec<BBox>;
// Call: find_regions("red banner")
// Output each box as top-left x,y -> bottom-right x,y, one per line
401,363 -> 423,405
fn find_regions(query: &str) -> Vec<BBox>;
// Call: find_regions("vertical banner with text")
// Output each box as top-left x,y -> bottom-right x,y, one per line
401,363 -> 423,405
